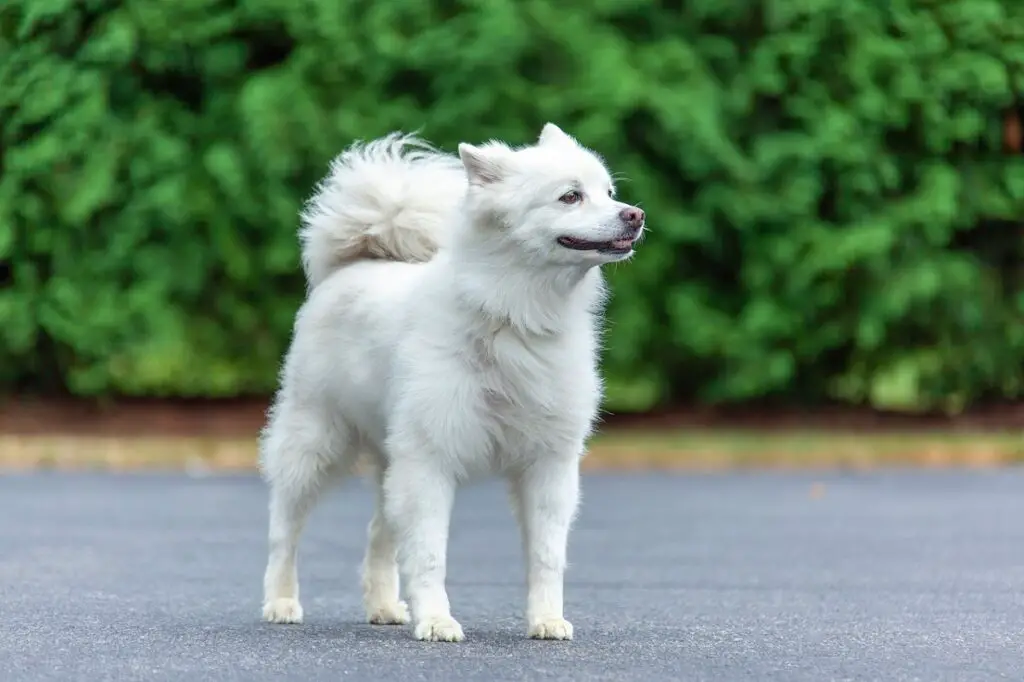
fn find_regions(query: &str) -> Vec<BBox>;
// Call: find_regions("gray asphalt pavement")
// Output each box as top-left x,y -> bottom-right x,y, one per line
1,470 -> 1022,681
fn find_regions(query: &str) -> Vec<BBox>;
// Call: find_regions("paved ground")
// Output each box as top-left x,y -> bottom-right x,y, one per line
1,470 -> 1022,681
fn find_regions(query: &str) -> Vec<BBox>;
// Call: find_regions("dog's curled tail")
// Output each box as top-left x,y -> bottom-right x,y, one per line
299,133 -> 466,288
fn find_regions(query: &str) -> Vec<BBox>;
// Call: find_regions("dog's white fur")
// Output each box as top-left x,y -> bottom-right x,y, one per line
260,123 -> 644,642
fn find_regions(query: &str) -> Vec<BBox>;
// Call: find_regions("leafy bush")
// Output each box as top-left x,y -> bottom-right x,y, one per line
2,0 -> 1022,411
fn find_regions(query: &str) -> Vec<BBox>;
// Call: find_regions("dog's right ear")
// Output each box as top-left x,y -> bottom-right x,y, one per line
458,143 -> 509,186
538,123 -> 578,148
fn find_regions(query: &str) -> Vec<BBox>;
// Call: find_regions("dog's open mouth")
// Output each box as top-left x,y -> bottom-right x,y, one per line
557,236 -> 635,254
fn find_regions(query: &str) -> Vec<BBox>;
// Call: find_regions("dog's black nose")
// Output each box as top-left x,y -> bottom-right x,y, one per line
619,206 -> 644,226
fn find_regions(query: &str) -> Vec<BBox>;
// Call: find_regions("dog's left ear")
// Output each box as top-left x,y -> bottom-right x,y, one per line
538,123 -> 578,148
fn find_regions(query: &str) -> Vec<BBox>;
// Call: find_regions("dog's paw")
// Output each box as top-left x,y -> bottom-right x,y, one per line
414,615 -> 465,642
528,617 -> 574,640
262,598 -> 304,624
366,600 -> 411,625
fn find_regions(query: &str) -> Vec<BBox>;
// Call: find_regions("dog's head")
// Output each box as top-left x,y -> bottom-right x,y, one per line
457,124 -> 644,267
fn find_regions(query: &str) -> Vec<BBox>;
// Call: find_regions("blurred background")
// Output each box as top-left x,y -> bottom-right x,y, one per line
1,0 -> 1023,471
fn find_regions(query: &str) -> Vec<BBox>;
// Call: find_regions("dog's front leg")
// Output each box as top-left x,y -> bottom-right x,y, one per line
510,455 -> 580,640
383,457 -> 463,642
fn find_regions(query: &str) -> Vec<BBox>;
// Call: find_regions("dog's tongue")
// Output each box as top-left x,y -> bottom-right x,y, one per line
611,238 -> 633,250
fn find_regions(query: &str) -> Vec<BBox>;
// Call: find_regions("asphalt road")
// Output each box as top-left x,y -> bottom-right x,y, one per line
1,470 -> 1022,681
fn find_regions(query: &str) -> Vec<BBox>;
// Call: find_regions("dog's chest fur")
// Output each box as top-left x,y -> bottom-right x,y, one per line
467,321 -> 599,457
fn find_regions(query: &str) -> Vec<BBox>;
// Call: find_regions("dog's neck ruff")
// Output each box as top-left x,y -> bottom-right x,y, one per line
445,248 -> 606,338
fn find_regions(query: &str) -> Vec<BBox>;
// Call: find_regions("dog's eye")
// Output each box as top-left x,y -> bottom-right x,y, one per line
559,190 -> 582,205
607,188 -> 614,198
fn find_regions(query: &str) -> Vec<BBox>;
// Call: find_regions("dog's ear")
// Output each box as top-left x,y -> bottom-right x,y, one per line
459,143 -> 510,185
538,123 -> 577,148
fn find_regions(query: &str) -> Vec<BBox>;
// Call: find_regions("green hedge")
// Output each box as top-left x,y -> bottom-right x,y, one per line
2,0 -> 1023,412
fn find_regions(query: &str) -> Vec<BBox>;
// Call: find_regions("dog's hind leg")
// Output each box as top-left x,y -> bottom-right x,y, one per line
361,466 -> 410,625
260,406 -> 350,624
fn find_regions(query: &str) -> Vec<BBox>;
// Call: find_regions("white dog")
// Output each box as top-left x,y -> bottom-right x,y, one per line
259,123 -> 645,642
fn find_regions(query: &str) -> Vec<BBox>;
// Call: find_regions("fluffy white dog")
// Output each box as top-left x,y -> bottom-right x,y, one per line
259,123 -> 645,642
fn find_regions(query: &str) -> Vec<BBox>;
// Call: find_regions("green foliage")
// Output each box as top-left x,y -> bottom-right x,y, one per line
2,0 -> 1023,411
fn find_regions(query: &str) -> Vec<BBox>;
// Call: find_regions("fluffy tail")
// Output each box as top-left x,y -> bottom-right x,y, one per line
299,133 -> 467,288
